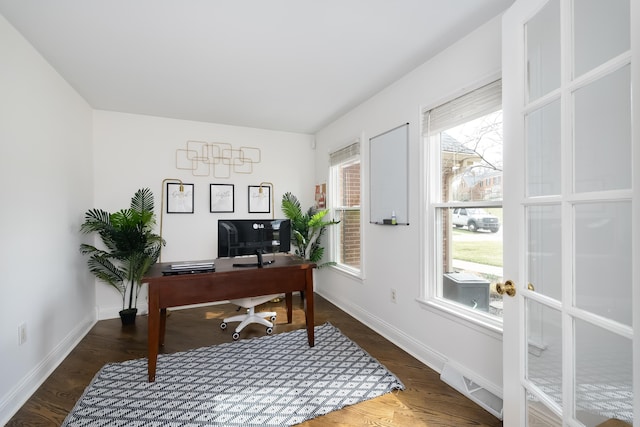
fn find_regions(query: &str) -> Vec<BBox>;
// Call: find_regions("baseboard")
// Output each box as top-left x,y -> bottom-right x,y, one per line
96,303 -> 149,320
0,314 -> 96,426
96,300 -> 231,320
315,289 -> 448,374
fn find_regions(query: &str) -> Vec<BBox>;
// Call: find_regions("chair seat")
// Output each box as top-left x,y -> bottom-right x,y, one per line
229,294 -> 279,309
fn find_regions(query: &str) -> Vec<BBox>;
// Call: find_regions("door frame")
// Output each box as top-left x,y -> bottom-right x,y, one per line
502,0 -> 639,424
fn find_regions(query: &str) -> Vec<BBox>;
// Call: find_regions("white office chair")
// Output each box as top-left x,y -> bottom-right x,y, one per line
220,295 -> 279,340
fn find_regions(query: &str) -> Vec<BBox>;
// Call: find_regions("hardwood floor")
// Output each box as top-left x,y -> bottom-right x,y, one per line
7,294 -> 503,426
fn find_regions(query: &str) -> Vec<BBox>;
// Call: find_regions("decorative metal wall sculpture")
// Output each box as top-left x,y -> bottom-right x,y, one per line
176,140 -> 261,178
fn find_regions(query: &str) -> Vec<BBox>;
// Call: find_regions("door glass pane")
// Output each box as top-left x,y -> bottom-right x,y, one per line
574,0 -> 630,77
526,99 -> 561,197
574,65 -> 631,193
526,300 -> 562,407
527,390 -> 563,427
574,201 -> 632,326
527,205 -> 561,301
526,0 -> 560,102
574,319 -> 633,425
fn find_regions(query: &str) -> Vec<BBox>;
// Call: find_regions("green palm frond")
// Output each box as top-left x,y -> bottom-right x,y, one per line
130,187 -> 155,214
79,188 -> 165,310
281,192 -> 339,268
281,192 -> 302,218
309,246 -> 325,263
80,208 -> 112,232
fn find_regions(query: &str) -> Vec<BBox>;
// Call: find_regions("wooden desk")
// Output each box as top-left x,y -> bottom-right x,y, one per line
144,254 -> 316,382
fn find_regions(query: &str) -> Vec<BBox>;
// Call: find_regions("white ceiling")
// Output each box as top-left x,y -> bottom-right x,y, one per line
0,0 -> 514,134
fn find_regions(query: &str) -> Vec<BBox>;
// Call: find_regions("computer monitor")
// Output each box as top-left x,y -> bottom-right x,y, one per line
217,219 -> 291,259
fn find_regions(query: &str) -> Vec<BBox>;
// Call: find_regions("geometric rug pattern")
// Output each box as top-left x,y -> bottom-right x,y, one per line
62,323 -> 405,426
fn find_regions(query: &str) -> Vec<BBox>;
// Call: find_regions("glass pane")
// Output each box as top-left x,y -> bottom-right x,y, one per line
527,205 -> 561,301
336,209 -> 360,269
574,320 -> 633,425
335,160 -> 361,269
338,160 -> 360,208
574,0 -> 630,77
574,202 -> 631,326
574,65 -> 631,193
441,207 -> 503,317
440,111 -> 503,202
527,390 -> 563,427
526,99 -> 561,197
526,0 -> 560,102
526,301 -> 562,407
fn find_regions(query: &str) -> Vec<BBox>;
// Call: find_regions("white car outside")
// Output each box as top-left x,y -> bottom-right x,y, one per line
451,208 -> 500,233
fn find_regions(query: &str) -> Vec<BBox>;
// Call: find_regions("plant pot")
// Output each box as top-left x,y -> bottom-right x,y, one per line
119,308 -> 138,325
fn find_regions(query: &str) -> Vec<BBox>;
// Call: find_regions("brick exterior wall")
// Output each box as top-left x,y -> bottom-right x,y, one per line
338,162 -> 361,268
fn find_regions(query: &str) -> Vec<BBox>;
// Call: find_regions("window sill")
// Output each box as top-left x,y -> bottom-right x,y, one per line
329,263 -> 363,280
415,297 -> 503,340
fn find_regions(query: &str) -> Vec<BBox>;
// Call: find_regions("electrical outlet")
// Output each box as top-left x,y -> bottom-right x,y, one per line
18,323 -> 27,346
391,288 -> 397,303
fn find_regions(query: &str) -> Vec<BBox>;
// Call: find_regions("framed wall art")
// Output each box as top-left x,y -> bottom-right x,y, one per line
210,184 -> 234,213
166,182 -> 194,213
248,185 -> 270,213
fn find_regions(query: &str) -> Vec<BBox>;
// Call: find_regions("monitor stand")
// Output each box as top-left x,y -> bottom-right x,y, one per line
232,251 -> 276,268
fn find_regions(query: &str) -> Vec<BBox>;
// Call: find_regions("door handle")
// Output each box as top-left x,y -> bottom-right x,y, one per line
496,280 -> 516,297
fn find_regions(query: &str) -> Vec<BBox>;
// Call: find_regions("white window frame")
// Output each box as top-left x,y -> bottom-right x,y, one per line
419,79 -> 504,333
328,140 -> 362,277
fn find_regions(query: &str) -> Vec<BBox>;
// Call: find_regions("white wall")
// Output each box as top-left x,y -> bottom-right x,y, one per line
314,16 -> 504,390
0,14 -> 95,424
92,111 -> 316,318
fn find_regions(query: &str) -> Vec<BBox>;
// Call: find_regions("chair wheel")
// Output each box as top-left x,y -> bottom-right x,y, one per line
270,315 -> 277,322
232,332 -> 240,340
220,322 -> 227,330
266,327 -> 273,335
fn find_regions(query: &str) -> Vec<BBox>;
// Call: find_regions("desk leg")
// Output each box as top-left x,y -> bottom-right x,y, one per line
305,268 -> 315,347
159,308 -> 167,346
285,292 -> 293,323
147,295 -> 160,382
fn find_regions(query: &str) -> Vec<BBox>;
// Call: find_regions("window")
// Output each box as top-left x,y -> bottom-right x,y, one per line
329,141 -> 361,274
423,80 -> 504,320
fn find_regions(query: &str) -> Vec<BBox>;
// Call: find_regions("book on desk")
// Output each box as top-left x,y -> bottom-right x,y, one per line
161,260 -> 215,276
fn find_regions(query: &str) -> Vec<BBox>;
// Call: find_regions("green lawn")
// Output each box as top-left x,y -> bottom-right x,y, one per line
452,240 -> 503,267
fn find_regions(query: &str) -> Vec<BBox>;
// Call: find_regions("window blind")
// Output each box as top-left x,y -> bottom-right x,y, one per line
425,79 -> 502,135
329,140 -> 360,166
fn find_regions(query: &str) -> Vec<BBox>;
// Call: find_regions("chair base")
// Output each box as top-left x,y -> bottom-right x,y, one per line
220,306 -> 277,340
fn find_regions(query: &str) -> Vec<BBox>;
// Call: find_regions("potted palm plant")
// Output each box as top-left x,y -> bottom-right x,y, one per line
281,192 -> 339,268
80,188 -> 164,325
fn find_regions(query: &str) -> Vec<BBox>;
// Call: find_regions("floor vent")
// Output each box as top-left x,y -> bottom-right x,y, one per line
440,362 -> 503,419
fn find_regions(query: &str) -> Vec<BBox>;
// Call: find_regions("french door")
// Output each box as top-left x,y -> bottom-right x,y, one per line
502,0 -> 638,425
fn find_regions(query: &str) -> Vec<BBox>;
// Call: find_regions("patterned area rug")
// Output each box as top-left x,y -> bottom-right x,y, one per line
62,323 -> 405,426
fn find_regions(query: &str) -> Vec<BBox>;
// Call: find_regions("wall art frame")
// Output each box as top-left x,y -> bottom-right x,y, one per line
166,182 -> 194,213
210,183 -> 234,213
248,185 -> 270,214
